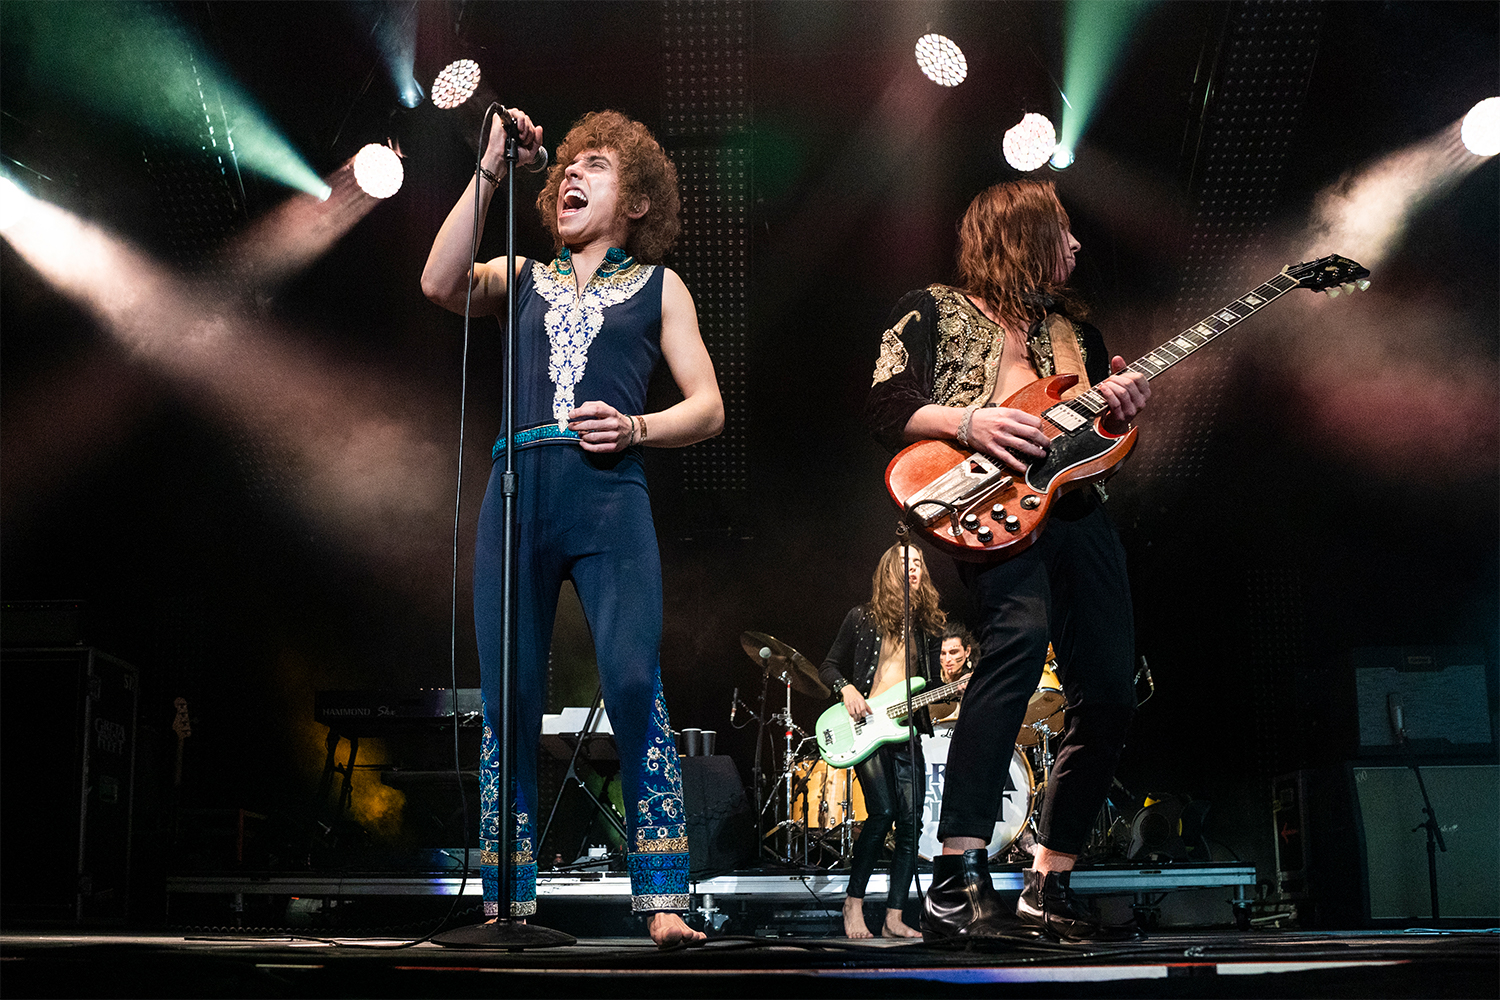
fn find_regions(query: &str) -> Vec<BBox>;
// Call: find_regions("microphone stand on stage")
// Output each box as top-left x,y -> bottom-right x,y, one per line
435,107 -> 573,949
1391,696 -> 1447,921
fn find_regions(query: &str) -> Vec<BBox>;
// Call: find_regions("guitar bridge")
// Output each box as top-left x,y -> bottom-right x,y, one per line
903,453 -> 1013,529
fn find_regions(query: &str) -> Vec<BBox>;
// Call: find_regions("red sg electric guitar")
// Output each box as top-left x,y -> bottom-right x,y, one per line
885,254 -> 1371,562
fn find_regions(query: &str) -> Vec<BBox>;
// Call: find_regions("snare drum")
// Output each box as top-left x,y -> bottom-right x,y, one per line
792,760 -> 867,829
1017,648 -> 1066,746
917,725 -> 1034,860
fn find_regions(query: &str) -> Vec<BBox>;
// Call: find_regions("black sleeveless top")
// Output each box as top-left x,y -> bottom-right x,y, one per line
498,247 -> 664,454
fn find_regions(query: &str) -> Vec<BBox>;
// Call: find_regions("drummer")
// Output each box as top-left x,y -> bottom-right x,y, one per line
928,623 -> 976,723
818,543 -> 946,939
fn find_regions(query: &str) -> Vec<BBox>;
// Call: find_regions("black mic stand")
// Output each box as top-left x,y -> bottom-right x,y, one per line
436,108 -> 573,949
751,665 -> 771,857
1403,738 -> 1447,920
897,524 -> 924,899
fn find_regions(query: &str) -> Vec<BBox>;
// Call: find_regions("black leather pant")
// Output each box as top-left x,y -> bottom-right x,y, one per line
940,502 -> 1137,855
848,742 -> 925,911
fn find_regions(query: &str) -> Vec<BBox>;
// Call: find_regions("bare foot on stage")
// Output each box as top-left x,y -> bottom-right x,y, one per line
843,896 -> 873,939
881,909 -> 922,939
648,911 -> 706,947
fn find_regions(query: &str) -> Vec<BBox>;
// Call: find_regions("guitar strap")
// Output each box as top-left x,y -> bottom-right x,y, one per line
1039,313 -> 1092,401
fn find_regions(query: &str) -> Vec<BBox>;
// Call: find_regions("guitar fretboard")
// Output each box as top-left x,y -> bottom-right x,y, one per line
884,679 -> 966,719
1044,271 -> 1302,430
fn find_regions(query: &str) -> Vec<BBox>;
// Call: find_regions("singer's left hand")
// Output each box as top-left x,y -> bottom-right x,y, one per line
568,400 -> 636,453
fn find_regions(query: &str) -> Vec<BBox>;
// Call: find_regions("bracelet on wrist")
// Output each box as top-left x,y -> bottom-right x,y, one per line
956,405 -> 978,448
478,165 -> 503,186
625,413 -> 637,445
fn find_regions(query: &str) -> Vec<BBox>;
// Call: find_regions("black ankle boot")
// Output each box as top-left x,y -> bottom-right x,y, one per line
1017,870 -> 1137,942
920,850 -> 1018,940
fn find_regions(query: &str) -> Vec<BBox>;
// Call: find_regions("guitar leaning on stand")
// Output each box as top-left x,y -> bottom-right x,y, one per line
885,254 -> 1371,560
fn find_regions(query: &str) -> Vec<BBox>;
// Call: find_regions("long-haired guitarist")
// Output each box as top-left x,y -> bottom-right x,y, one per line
865,179 -> 1149,943
817,543 -> 947,939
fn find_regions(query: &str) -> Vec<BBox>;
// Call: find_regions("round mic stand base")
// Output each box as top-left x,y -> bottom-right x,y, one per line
433,920 -> 577,949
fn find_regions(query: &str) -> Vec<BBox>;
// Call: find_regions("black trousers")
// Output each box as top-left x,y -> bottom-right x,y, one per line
847,742 -> 925,911
938,502 -> 1137,855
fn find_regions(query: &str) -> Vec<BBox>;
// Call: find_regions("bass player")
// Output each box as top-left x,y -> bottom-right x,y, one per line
817,543 -> 947,939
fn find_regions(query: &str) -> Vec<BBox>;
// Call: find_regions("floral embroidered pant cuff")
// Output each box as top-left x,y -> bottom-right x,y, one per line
473,447 -> 691,917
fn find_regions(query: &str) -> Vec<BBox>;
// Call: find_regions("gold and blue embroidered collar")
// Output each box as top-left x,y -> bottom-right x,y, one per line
551,246 -> 638,282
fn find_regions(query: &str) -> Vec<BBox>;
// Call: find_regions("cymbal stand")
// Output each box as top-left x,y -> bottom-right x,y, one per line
759,671 -> 805,863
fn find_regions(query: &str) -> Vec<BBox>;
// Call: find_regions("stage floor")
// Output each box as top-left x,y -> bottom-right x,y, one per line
2,927 -> 1496,998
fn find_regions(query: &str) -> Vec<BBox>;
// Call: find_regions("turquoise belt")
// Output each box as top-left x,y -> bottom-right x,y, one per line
493,422 -> 580,459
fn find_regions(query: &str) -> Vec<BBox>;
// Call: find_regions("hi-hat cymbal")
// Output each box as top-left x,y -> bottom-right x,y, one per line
740,630 -> 829,699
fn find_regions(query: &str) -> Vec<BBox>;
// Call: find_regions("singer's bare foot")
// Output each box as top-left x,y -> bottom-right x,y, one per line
843,896 -> 873,939
881,909 -> 921,939
648,912 -> 706,947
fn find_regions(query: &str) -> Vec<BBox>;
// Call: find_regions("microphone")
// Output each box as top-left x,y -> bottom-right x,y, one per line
496,106 -> 548,173
523,142 -> 549,173
1388,692 -> 1407,745
485,106 -> 549,173
730,687 -> 738,725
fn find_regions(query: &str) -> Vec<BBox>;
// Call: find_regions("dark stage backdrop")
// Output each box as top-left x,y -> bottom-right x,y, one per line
2,1 -> 1495,883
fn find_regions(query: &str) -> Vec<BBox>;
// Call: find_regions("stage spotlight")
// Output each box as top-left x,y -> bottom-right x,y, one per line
431,59 -> 481,110
1003,113 -> 1057,172
0,174 -> 31,231
399,77 -> 425,110
1049,147 -> 1075,170
914,33 -> 967,87
1461,97 -> 1500,156
353,143 -> 404,199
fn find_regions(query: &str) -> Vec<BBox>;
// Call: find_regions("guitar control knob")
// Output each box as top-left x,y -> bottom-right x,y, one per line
1020,495 -> 1041,510
975,525 -> 993,543
961,513 -> 980,532
991,504 -> 1006,519
1003,515 -> 1021,533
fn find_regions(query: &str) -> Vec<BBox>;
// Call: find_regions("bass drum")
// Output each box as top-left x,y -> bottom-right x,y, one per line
918,724 -> 1034,860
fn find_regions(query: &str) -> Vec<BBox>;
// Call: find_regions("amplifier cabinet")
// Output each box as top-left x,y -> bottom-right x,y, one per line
1352,762 -> 1499,922
1,647 -> 139,924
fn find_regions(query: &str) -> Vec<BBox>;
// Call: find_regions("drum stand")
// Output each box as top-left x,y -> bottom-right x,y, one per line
803,773 -> 858,869
1022,727 -> 1060,853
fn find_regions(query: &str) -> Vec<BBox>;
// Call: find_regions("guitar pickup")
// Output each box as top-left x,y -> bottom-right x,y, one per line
904,453 -> 1013,528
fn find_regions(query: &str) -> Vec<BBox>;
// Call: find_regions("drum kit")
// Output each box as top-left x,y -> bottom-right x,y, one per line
732,631 -> 1074,867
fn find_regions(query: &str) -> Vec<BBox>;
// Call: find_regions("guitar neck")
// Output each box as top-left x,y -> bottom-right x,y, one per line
1056,270 -> 1303,422
884,678 -> 966,719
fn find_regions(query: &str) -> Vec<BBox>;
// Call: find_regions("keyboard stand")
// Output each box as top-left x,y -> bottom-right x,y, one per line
538,687 -> 627,861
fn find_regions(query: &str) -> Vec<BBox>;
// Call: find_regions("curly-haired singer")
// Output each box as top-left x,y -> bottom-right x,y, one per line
423,109 -> 722,947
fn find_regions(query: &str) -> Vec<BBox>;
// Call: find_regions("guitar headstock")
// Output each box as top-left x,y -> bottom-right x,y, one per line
173,697 -> 191,740
1286,254 -> 1372,297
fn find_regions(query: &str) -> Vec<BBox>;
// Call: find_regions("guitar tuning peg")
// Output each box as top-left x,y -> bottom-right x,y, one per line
1356,279 -> 1371,291
1341,282 -> 1358,294
1325,287 -> 1342,298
